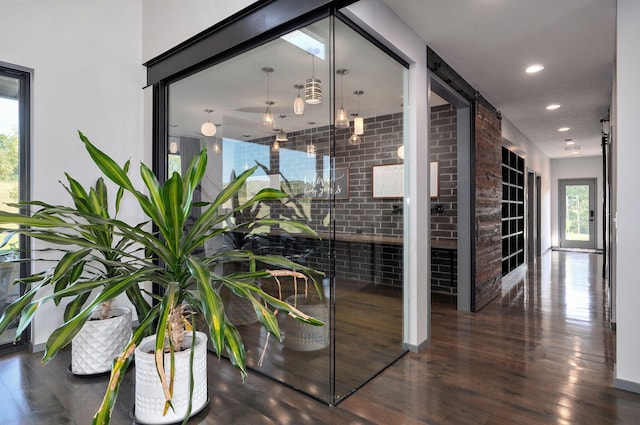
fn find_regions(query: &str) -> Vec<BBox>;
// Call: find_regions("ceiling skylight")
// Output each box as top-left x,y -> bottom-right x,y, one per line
525,64 -> 544,73
281,29 -> 326,60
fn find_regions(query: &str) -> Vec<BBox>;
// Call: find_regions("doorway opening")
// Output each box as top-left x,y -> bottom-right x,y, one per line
527,170 -> 542,261
559,178 -> 597,250
428,74 -> 472,312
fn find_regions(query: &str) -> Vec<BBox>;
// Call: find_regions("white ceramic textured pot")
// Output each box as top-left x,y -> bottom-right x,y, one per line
134,331 -> 208,425
284,294 -> 329,351
71,306 -> 132,375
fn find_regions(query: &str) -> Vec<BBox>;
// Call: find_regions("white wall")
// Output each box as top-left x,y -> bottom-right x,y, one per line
615,0 -> 640,393
142,0 -> 255,62
550,156 -> 604,249
502,118 -> 552,253
1,0 -> 145,349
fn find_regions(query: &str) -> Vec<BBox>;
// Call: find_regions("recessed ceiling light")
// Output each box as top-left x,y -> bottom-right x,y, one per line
558,127 -> 570,132
565,139 -> 576,146
546,104 -> 561,110
571,151 -> 580,155
526,64 -> 544,73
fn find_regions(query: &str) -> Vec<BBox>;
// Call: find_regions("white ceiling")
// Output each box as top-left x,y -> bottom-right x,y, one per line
382,0 -> 616,159
169,17 -> 405,144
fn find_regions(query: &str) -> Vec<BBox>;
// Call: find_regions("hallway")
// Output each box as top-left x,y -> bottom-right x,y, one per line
1,251 -> 639,424
342,251 -> 629,424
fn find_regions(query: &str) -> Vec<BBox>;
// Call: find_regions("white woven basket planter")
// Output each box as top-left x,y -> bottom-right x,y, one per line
284,294 -> 329,351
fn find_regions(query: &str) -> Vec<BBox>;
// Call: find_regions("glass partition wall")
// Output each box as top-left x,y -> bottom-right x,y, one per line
164,13 -> 406,404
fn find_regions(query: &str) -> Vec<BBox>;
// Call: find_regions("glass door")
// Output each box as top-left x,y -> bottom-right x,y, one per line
0,64 -> 30,351
559,178 -> 596,249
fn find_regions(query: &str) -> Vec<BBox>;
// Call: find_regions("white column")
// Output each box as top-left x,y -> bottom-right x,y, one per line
615,0 -> 640,393
345,0 -> 430,350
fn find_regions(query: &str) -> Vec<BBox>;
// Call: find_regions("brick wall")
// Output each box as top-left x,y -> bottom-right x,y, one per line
234,113 -> 404,287
429,104 -> 458,239
429,104 -> 458,295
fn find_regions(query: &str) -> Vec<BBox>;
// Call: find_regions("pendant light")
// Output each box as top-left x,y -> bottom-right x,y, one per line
335,69 -> 349,128
306,121 -> 317,157
293,84 -> 305,115
305,52 -> 322,104
397,145 -> 405,159
201,109 -> 216,136
168,137 -> 179,154
349,133 -> 361,146
276,115 -> 288,142
262,67 -> 275,128
353,90 -> 364,135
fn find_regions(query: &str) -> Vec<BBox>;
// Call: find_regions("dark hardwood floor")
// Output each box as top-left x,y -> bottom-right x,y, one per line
2,251 -> 640,424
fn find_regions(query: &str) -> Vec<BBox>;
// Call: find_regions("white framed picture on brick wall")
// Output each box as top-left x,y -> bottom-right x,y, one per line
372,163 -> 404,199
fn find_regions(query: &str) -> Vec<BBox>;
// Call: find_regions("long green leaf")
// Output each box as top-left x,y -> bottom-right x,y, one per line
162,172 -> 184,257
223,324 -> 247,379
114,161 -> 129,216
78,131 -> 136,193
0,278 -> 47,335
187,256 -> 226,355
236,187 -> 287,211
139,162 -> 167,230
79,131 -> 158,227
125,285 -> 152,321
54,259 -> 87,306
227,278 -> 324,326
16,302 -> 40,339
181,147 -> 207,219
95,177 -> 108,212
252,219 -> 318,237
209,166 -> 258,212
53,249 -> 91,283
181,326 -> 197,425
92,304 -> 160,425
0,211 -> 65,227
153,281 -> 178,399
63,173 -> 91,212
63,292 -> 91,322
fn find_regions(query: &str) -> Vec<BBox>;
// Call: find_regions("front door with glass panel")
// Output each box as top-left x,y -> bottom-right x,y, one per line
559,178 -> 596,249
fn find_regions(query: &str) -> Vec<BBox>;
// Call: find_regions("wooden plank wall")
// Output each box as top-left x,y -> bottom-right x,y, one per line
473,101 -> 503,311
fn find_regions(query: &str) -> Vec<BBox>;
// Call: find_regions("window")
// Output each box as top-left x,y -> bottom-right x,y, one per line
0,63 -> 30,351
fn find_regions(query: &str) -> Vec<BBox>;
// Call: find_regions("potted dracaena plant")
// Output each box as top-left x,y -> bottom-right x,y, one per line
0,130 -> 324,425
62,176 -> 137,376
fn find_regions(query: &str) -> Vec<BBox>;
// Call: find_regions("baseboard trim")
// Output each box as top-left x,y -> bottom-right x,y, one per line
615,378 -> 640,394
403,338 -> 430,353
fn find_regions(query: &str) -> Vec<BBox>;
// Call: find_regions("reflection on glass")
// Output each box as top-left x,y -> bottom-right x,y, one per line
166,14 -> 406,405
